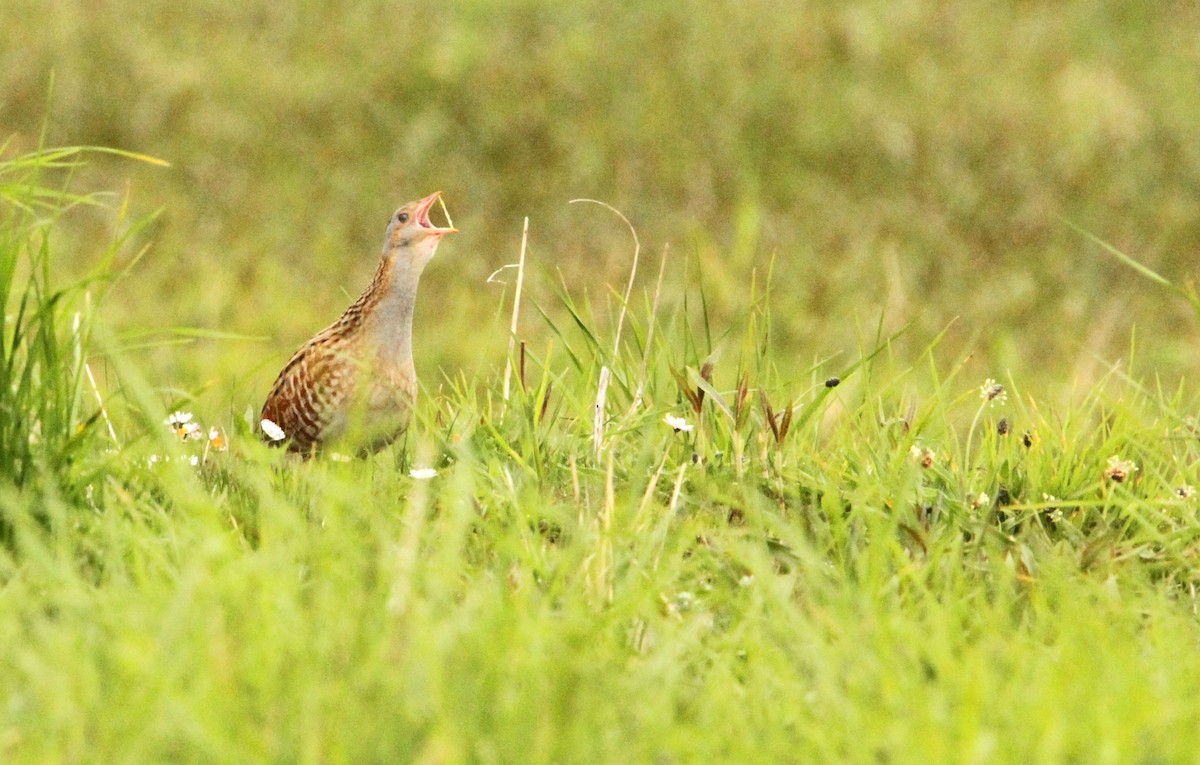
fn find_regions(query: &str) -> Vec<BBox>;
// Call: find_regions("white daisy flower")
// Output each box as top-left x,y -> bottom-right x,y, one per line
166,411 -> 202,441
166,411 -> 194,426
260,418 -> 286,442
664,413 -> 693,433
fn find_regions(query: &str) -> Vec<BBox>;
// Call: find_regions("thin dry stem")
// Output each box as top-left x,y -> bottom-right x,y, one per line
502,216 -> 530,402
569,198 -> 640,358
633,451 -> 669,534
594,365 -> 611,456
601,448 -> 614,603
84,362 -> 119,446
585,449 -> 616,604
653,462 -> 690,571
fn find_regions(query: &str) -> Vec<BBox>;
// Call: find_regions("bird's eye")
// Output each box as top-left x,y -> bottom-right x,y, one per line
397,212 -> 409,224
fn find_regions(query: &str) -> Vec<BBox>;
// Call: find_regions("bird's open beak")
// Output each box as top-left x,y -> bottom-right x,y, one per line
416,191 -> 457,236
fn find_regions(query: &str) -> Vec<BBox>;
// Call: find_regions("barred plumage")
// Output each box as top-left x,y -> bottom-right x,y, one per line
260,192 -> 455,456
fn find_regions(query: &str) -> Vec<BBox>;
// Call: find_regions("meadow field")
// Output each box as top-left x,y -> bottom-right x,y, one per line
3,1 -> 1200,762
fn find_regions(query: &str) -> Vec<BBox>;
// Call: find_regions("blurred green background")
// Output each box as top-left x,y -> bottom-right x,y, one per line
3,0 -> 1199,408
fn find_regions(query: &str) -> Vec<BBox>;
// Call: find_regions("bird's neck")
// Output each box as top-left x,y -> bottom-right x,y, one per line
356,254 -> 424,368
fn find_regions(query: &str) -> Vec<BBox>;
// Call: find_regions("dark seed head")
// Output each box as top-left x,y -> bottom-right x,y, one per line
997,417 -> 1010,436
825,377 -> 841,388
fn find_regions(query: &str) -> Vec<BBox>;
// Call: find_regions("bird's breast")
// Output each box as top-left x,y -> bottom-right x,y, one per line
366,360 -> 417,410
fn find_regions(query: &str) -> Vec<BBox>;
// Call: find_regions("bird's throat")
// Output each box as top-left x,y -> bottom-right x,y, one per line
368,259 -> 423,369
370,292 -> 414,369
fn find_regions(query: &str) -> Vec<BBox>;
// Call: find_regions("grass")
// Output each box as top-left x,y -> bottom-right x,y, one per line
4,0 -> 1200,397
3,146 -> 1200,763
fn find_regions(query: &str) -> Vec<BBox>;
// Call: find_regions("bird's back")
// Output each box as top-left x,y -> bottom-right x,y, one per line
260,322 -> 362,454
261,311 -> 420,455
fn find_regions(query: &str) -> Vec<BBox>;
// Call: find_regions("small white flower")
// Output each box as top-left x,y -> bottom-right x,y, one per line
166,411 -> 194,426
738,574 -> 755,588
329,452 -> 352,463
208,427 -> 227,452
167,411 -> 202,441
260,418 -> 286,442
1177,485 -> 1195,500
910,445 -> 936,468
1103,455 -> 1137,484
979,379 -> 1007,406
664,413 -> 693,433
971,492 -> 990,509
409,467 -> 438,480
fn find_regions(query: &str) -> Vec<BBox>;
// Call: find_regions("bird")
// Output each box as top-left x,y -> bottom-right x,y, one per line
259,191 -> 455,455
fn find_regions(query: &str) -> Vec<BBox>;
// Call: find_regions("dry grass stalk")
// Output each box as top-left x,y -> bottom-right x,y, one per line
502,216 -> 530,402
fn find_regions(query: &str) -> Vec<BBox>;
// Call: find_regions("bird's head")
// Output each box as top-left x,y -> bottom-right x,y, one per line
383,191 -> 457,269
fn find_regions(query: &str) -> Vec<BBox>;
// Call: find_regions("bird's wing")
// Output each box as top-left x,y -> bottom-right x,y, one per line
260,336 -> 358,453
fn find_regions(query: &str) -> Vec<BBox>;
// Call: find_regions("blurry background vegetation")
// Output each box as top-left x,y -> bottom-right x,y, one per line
2,0 -> 1198,411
